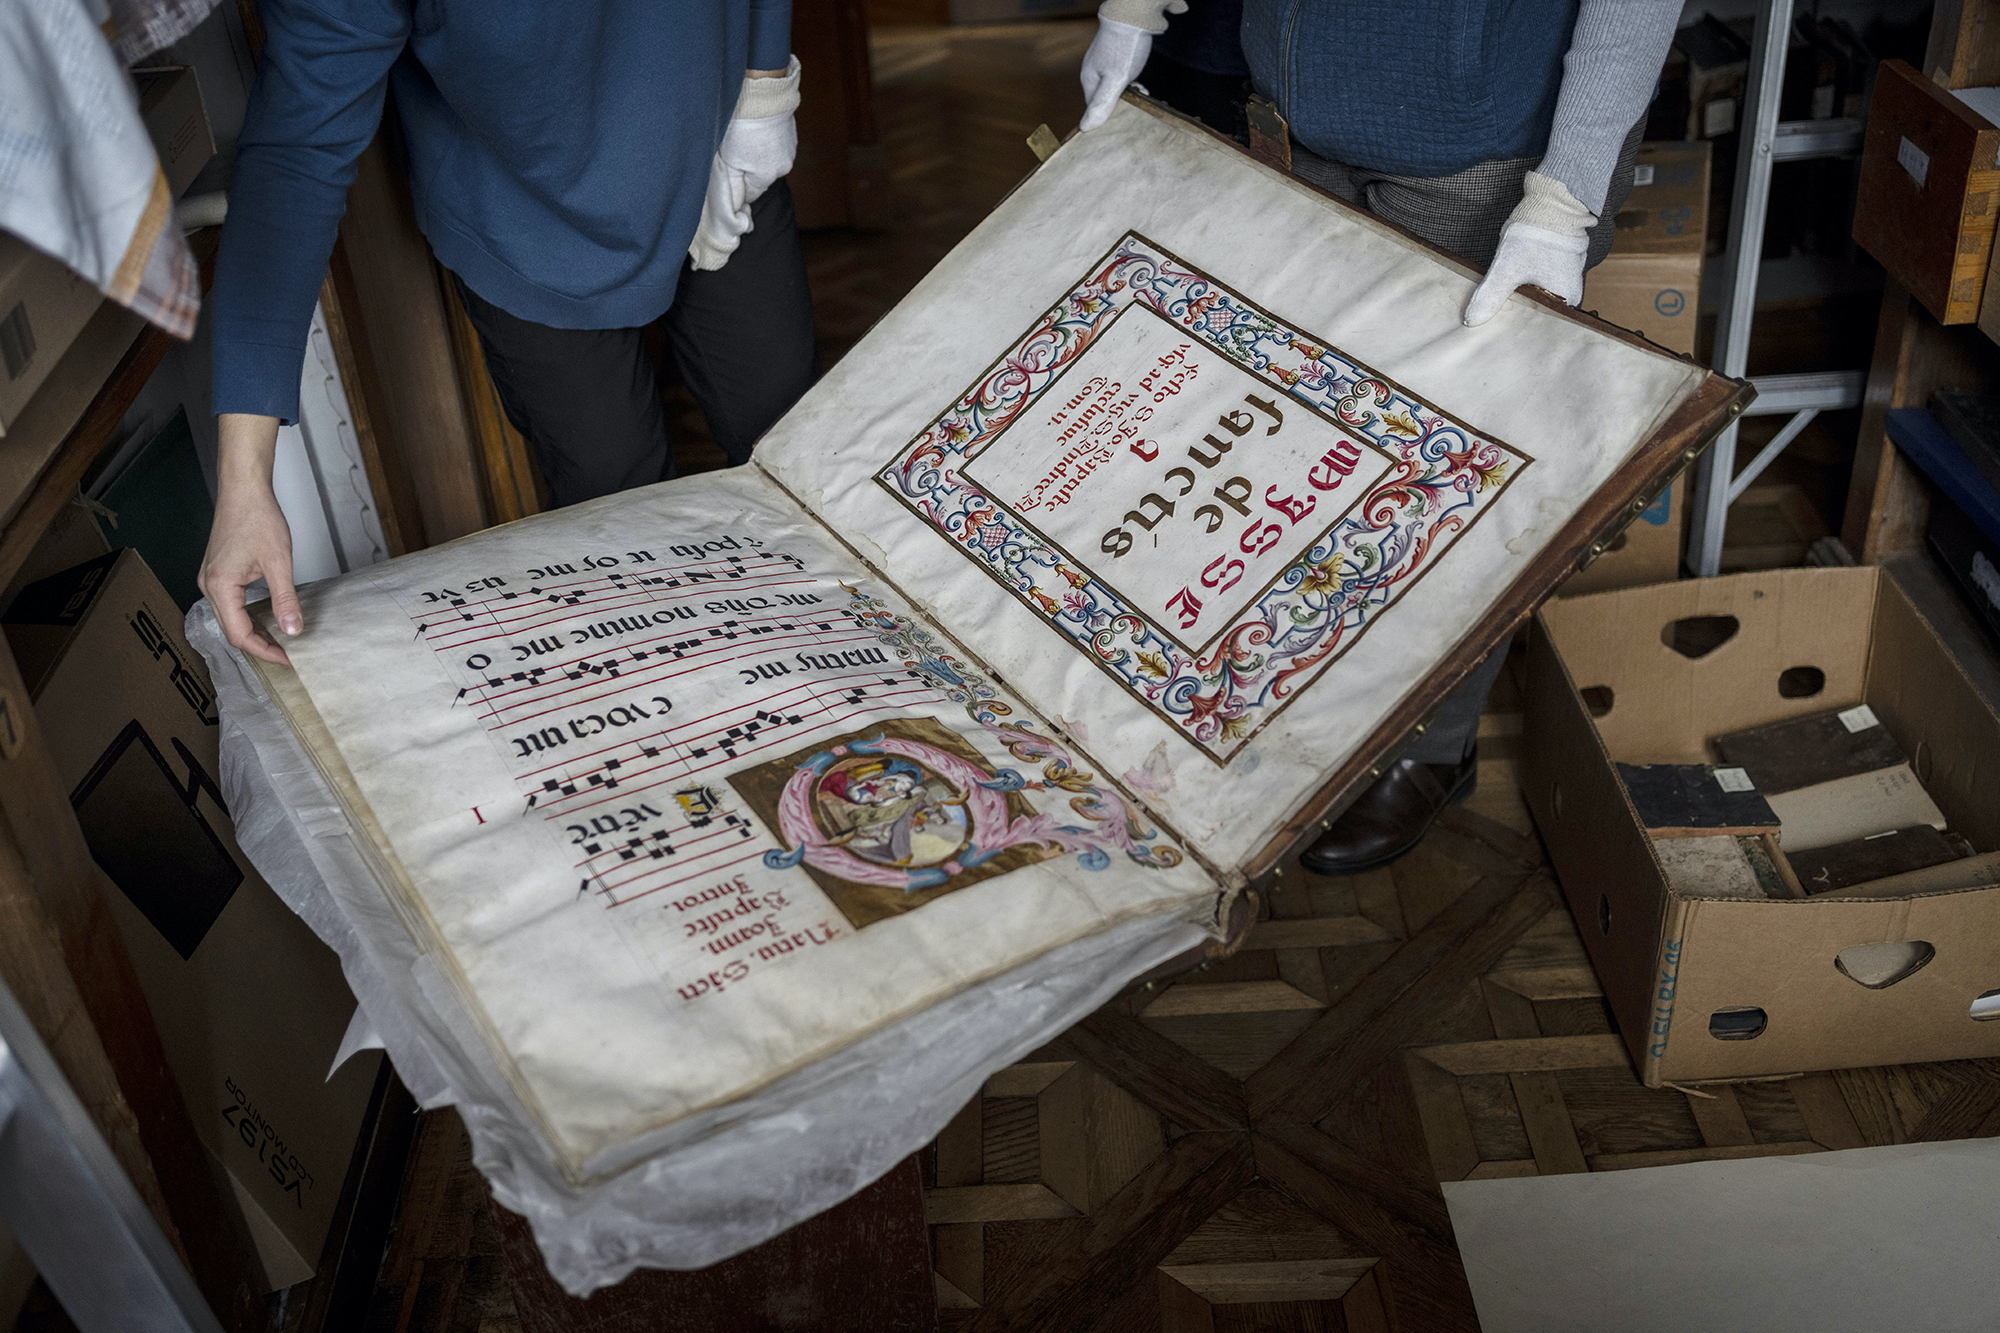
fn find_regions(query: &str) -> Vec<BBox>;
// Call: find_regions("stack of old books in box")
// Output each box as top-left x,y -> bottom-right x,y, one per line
1619,705 -> 1996,993
1624,705 -> 1994,904
1523,565 -> 2000,1087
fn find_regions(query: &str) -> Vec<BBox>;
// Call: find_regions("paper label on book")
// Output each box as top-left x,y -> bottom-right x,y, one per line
1838,703 -> 1881,732
1899,136 -> 1931,187
879,232 -> 1529,763
1713,766 -> 1755,793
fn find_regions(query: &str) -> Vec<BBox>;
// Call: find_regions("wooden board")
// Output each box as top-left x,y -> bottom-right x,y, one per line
1852,59 -> 2000,325
501,1147 -> 935,1332
1789,825 -> 1968,895
1763,764 -> 1949,851
1713,707 -> 1908,796
1613,763 -> 1780,838
1655,835 -> 1766,900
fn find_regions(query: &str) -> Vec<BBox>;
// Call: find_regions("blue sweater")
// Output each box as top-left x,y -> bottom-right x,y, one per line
1240,0 -> 1581,177
211,0 -> 791,424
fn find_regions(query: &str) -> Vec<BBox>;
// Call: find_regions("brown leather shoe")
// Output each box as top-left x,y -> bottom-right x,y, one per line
1299,750 -> 1478,876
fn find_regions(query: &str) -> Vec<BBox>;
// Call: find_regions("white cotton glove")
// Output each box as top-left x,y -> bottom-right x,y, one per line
690,57 -> 802,272
1078,1 -> 1183,131
1462,170 -> 1596,327
1079,18 -> 1154,132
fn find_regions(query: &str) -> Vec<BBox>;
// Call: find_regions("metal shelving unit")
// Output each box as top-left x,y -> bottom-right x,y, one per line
1688,0 -> 1871,577
0,975 -> 221,1333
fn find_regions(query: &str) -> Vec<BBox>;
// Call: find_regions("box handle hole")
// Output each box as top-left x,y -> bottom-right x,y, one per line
1709,1007 -> 1767,1040
1597,894 -> 1611,935
1662,615 -> 1739,659
1580,685 -> 1615,718
1834,940 -> 1936,989
1972,990 -> 2000,1021
1777,666 -> 1825,698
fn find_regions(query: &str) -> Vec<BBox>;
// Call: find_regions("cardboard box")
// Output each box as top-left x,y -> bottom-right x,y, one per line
133,65 -> 215,200
1586,140 -> 1709,360
2,551 -> 381,1290
1564,141 -> 1711,597
1523,567 -> 2000,1086
0,232 -> 103,438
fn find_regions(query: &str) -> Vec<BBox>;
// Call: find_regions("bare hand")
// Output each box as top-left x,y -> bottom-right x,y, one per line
198,414 -> 300,666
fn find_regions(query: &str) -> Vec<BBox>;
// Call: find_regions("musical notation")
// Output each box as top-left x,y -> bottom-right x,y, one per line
396,547 -> 949,914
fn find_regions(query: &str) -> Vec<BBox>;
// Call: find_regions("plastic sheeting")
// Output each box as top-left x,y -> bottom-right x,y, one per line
189,602 -> 1207,1294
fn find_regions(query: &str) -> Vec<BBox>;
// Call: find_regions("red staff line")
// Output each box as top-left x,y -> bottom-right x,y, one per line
416,566 -> 810,643
607,847 -> 768,906
667,670 -> 915,748
506,664 -> 866,779
531,683 -> 939,819
556,685 -> 942,813
515,725 -> 676,780
423,571 -> 818,646
520,669 -> 927,787
572,816 -> 747,871
404,556 -> 807,618
474,625 -> 881,725
470,620 -> 860,716
424,571 -> 813,645
480,630 -> 882,731
463,600 -> 847,703
527,687 -> 933,817
514,671 -> 853,775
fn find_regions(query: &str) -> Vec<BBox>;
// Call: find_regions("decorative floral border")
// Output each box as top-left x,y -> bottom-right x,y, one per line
877,232 -> 1530,765
764,586 -> 1184,877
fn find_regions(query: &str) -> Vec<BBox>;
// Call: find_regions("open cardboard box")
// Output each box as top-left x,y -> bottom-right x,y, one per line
1523,567 -> 2000,1085
3,550 -> 382,1290
1561,141 -> 1710,598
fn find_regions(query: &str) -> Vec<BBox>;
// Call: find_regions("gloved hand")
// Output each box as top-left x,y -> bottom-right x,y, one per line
1079,18 -> 1153,131
1078,0 -> 1184,131
690,57 -> 802,272
1463,173 -> 1596,327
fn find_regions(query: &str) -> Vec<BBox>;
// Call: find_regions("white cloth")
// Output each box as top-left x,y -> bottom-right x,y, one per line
690,57 -> 802,272
0,0 -> 208,338
1463,170 -> 1595,326
101,0 -> 219,63
1079,16 -> 1156,133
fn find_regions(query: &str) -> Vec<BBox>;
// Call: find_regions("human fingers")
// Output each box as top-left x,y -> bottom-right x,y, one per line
199,483 -> 298,666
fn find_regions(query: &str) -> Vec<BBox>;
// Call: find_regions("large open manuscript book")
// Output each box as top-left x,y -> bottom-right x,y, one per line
217,99 -> 1747,1282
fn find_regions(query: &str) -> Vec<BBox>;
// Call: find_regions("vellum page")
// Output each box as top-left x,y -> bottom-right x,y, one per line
275,467 -> 1216,1178
755,98 -> 1709,868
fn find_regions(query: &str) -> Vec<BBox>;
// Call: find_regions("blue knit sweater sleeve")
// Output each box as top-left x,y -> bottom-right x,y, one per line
209,0 -> 408,424
748,0 -> 792,71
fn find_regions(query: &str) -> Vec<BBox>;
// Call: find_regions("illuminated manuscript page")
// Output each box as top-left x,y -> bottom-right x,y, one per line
756,97 -> 1708,868
276,467 -> 1218,1178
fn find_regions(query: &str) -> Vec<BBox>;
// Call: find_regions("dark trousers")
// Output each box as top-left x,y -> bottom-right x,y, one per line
454,180 -> 819,509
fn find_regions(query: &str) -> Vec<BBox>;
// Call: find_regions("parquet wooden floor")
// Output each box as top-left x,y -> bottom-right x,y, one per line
917,652 -> 2000,1332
